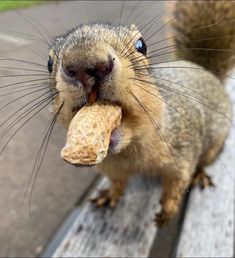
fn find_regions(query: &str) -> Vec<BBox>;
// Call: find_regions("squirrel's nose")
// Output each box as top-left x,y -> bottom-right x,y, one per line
87,55 -> 114,80
63,55 -> 114,84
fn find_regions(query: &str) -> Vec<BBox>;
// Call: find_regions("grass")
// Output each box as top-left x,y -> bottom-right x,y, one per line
0,1 -> 43,12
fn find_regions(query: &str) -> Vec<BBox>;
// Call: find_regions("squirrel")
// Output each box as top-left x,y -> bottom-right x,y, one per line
48,1 -> 235,227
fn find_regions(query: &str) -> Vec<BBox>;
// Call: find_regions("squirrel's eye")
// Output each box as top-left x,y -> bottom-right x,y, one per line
47,56 -> 53,73
135,37 -> 147,55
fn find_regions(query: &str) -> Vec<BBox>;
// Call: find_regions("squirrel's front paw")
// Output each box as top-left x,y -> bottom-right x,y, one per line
90,188 -> 121,209
90,178 -> 127,209
191,167 -> 215,190
154,210 -> 171,228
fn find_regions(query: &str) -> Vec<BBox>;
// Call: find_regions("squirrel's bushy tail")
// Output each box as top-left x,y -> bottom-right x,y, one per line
171,0 -> 235,80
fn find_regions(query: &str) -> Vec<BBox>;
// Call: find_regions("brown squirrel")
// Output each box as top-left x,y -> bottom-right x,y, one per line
48,1 -> 235,227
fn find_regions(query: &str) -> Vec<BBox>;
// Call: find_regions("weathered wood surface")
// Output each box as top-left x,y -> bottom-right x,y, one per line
52,176 -> 161,257
176,83 -> 235,257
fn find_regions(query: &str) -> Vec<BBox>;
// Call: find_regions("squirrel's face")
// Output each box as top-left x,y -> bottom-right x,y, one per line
48,23 -> 156,153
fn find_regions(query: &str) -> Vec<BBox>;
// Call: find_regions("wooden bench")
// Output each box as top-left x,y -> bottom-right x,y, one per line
42,83 -> 235,258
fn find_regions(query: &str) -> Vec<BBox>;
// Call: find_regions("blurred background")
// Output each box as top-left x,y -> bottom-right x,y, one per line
0,1 -> 173,257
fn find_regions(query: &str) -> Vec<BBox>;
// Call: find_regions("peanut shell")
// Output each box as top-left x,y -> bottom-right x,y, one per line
60,103 -> 122,165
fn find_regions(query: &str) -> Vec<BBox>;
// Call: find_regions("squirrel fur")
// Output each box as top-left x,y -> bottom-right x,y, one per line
49,1 -> 235,226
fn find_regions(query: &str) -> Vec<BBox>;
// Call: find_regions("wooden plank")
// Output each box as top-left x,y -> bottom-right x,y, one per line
52,176 -> 161,257
176,82 -> 235,258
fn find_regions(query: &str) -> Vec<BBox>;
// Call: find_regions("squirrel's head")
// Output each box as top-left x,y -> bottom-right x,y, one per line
49,23 -> 163,154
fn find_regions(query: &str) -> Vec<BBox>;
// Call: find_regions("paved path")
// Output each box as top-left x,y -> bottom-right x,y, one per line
0,1 -> 167,257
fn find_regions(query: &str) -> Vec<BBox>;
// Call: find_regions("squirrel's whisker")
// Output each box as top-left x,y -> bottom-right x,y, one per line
134,66 -> 235,82
133,80 -> 235,184
2,34 -> 48,62
115,0 -> 125,51
0,82 -> 50,91
13,8 -> 52,48
130,76 -> 232,126
131,1 -> 159,27
141,8 -> 169,37
146,15 -> 232,48
125,14 -> 235,69
134,70 -> 227,109
0,90 -> 53,133
0,66 -> 48,73
27,102 -> 63,214
0,58 -> 47,69
129,55 -> 235,69
0,78 -> 52,90
124,0 -> 142,25
128,46 -> 235,65
124,9 -> 176,60
0,85 -> 51,113
23,12 -> 54,44
0,84 -> 49,98
0,28 -> 43,42
128,89 -> 183,179
148,34 -> 235,49
147,34 -> 235,53
0,74 -> 51,78
145,16 -> 177,43
150,48 -> 235,60
133,80 -> 207,134
121,6 -> 167,57
0,92 -> 57,146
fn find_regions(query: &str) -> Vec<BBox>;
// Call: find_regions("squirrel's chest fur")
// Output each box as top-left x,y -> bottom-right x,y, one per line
98,61 -> 232,179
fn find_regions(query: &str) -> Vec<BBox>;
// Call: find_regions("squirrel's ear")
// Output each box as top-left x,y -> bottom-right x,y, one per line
130,24 -> 138,31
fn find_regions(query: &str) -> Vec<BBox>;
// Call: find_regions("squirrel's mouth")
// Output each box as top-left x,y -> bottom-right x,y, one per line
71,83 -> 100,113
88,84 -> 99,104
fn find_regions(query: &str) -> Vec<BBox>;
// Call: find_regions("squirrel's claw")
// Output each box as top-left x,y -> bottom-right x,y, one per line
154,210 -> 171,228
191,167 -> 215,190
90,188 -> 120,209
90,179 -> 126,209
